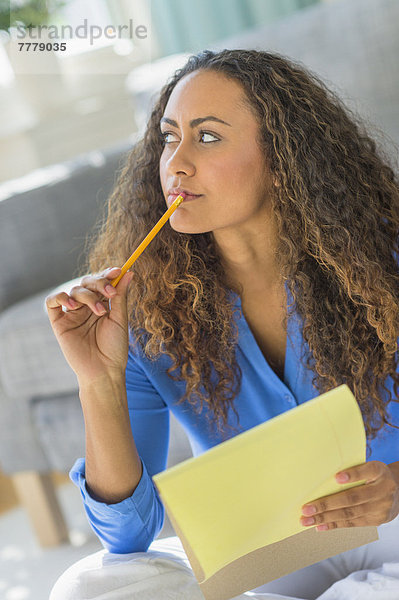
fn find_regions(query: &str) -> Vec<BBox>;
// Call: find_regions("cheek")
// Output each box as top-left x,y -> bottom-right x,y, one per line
233,150 -> 269,197
210,154 -> 247,190
226,145 -> 259,181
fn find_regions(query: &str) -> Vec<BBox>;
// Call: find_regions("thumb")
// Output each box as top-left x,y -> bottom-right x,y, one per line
109,271 -> 133,319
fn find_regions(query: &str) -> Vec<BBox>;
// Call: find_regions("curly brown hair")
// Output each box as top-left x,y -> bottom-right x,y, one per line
78,49 -> 399,455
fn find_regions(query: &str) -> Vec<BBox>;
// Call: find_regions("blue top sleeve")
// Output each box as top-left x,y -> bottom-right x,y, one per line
69,342 -> 170,554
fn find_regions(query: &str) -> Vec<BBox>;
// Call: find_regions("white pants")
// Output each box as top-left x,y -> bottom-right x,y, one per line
50,515 -> 399,600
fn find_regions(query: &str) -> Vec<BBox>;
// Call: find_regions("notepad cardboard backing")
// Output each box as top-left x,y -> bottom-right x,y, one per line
161,492 -> 378,600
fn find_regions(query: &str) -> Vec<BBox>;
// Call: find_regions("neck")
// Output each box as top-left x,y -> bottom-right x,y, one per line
214,237 -> 282,297
212,205 -> 282,295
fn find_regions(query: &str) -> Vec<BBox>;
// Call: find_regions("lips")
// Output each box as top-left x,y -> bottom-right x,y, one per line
168,188 -> 201,196
167,191 -> 203,206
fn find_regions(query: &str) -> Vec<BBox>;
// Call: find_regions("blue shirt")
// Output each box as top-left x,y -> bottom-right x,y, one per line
70,284 -> 399,553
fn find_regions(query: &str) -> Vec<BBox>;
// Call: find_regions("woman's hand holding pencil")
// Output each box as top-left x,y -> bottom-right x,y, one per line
45,194 -> 185,385
45,267 -> 134,384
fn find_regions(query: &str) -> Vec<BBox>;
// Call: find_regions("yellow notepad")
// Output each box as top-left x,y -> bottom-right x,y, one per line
152,384 -> 378,600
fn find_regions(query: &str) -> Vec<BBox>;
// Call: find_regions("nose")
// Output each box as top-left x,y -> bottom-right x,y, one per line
165,142 -> 195,176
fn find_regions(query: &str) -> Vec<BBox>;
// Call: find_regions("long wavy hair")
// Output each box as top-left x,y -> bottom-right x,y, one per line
79,49 -> 399,454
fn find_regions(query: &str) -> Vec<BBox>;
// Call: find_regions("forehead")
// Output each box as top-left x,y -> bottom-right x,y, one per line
162,70 -> 251,122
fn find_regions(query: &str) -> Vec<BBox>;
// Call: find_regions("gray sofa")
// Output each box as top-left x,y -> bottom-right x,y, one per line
1,0 -> 398,549
0,138 -> 194,547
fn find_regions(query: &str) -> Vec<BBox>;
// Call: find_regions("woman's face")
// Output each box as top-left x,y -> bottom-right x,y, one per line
159,69 -> 275,235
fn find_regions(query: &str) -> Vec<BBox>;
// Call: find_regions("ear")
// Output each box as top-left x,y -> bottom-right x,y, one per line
273,176 -> 280,188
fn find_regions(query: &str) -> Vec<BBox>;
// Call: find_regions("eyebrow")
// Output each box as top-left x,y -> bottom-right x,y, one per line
159,115 -> 232,128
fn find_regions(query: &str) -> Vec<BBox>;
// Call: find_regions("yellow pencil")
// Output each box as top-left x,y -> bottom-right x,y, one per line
110,194 -> 185,287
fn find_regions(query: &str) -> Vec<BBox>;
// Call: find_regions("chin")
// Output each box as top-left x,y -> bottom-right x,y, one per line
169,219 -> 212,234
168,214 -> 210,235
170,224 -> 210,234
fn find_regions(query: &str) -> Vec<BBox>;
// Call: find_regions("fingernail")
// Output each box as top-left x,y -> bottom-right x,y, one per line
105,285 -> 116,295
96,302 -> 106,314
336,472 -> 349,483
302,505 -> 317,516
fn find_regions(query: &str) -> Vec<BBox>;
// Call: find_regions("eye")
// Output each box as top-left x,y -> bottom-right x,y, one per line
199,131 -> 219,143
160,131 -> 176,144
160,130 -> 220,144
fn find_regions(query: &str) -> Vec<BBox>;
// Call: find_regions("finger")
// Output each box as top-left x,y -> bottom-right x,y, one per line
100,266 -> 122,282
69,285 -> 109,316
46,267 -> 123,323
69,268 -> 123,316
80,268 -> 122,302
301,479 -> 382,517
314,514 -> 368,531
312,498 -> 389,530
336,461 -> 386,485
107,270 -> 133,321
45,292 -> 78,324
301,499 -> 384,529
101,266 -> 122,284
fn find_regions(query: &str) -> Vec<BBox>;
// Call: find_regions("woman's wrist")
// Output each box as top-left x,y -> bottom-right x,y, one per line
78,371 -> 126,392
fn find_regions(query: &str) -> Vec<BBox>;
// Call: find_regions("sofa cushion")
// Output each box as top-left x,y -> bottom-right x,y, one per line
31,391 -> 193,472
31,393 -> 85,472
0,281 -> 80,399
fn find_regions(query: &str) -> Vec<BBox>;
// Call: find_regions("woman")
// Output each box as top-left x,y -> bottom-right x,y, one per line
46,49 -> 399,600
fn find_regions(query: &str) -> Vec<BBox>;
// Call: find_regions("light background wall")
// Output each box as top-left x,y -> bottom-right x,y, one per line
0,0 -> 324,184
